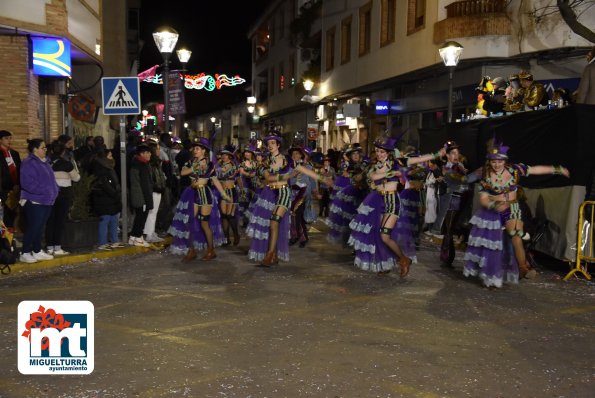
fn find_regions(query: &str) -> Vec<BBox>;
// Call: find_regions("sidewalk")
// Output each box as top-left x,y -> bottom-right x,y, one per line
3,237 -> 171,275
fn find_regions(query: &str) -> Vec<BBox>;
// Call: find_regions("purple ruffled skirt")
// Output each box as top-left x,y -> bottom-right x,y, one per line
394,188 -> 420,263
463,208 -> 519,287
168,186 -> 226,255
326,184 -> 367,246
348,191 -> 398,273
246,186 -> 290,262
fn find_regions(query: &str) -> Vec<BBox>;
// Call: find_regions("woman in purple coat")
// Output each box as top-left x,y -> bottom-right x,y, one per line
19,139 -> 59,263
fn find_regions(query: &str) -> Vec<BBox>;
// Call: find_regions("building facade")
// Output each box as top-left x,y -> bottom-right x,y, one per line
247,0 -> 594,153
0,0 -> 137,154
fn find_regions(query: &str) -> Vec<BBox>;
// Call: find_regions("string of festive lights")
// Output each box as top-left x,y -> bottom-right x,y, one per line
141,73 -> 245,91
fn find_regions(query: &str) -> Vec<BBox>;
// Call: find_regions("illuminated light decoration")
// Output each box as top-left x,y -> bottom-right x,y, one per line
280,75 -> 285,91
31,37 -> 71,77
140,72 -> 246,91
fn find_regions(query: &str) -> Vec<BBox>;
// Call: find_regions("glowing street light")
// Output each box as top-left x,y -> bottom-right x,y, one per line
153,26 -> 179,136
438,41 -> 464,123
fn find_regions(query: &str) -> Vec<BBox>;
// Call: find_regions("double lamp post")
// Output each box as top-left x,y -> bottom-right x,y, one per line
152,26 -> 192,136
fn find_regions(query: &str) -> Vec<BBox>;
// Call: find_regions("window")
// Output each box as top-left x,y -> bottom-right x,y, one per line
325,26 -> 336,71
341,16 -> 352,65
358,1 -> 372,57
380,0 -> 396,46
279,61 -> 285,92
407,0 -> 425,34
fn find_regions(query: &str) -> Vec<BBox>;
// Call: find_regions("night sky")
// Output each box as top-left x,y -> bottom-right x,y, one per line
138,0 -> 271,117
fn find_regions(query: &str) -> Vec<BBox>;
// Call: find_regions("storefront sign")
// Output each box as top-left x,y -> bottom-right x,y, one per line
31,37 -> 71,77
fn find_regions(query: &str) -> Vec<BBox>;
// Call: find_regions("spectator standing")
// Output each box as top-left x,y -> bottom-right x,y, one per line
74,136 -> 94,163
58,134 -> 76,163
45,140 -> 80,255
128,145 -> 153,247
143,141 -> 167,243
91,149 -> 123,250
18,139 -> 59,263
576,46 -> 595,105
0,130 -> 21,231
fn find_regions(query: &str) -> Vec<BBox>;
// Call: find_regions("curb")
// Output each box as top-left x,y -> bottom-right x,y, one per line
4,237 -> 171,276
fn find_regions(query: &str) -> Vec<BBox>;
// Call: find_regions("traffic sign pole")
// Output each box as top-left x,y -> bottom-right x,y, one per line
119,117 -> 128,243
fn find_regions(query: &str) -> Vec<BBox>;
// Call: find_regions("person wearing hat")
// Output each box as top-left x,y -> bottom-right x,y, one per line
348,137 -> 446,277
217,144 -> 241,246
519,70 -> 549,109
246,132 -> 327,266
503,74 -> 525,112
287,145 -> 318,248
0,130 -> 21,231
169,137 -> 228,261
246,131 -> 292,266
429,141 -> 474,268
326,144 -> 368,247
482,76 -> 507,115
238,144 -> 259,229
128,144 -> 153,247
463,141 -> 569,288
393,148 -> 427,259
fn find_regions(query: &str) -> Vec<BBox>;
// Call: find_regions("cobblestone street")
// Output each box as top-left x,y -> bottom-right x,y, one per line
1,221 -> 594,397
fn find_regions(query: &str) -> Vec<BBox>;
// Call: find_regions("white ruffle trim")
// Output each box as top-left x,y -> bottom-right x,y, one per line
349,220 -> 372,234
469,215 -> 501,230
467,236 -> 503,250
356,204 -> 375,216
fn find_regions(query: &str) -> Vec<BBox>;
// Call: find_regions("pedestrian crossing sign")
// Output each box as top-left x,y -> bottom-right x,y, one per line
101,77 -> 141,115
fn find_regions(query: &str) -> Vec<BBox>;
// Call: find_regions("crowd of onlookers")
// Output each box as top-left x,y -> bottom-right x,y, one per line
0,129 -> 189,264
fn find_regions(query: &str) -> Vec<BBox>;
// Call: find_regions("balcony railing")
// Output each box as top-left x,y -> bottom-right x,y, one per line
445,0 -> 507,18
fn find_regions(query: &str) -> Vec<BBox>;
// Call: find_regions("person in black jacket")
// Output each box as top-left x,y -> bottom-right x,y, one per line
91,149 -> 122,250
0,130 -> 22,231
128,145 -> 153,247
45,140 -> 80,255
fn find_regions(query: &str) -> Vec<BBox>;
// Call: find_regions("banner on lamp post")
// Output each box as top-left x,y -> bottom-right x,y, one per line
168,71 -> 186,115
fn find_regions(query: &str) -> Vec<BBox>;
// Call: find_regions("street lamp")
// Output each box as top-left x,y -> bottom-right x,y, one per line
302,79 -> 315,145
153,26 -> 179,137
438,41 -> 464,123
176,48 -> 192,72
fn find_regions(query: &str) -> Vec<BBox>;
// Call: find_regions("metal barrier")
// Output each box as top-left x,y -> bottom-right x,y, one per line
565,201 -> 594,281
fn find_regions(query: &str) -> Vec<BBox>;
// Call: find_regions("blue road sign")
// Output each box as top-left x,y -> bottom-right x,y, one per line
101,77 -> 141,115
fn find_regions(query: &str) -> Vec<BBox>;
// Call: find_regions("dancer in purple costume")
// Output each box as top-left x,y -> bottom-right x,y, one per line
238,144 -> 258,228
463,142 -> 569,288
349,137 -> 445,276
217,145 -> 242,246
168,138 -> 230,262
326,144 -> 368,246
246,132 -> 294,266
394,151 -> 428,263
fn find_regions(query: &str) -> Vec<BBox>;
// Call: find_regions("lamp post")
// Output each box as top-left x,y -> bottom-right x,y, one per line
175,48 -> 192,136
153,26 -> 179,137
438,41 -> 464,123
302,79 -> 314,146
